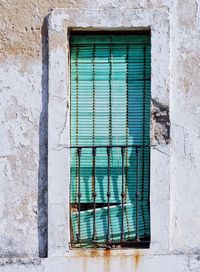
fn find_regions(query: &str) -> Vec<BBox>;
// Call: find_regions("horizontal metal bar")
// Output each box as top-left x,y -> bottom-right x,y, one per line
71,240 -> 150,249
70,144 -> 154,149
105,240 -> 150,248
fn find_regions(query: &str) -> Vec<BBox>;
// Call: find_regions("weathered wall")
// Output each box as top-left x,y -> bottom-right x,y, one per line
0,0 -> 200,271
170,0 -> 200,254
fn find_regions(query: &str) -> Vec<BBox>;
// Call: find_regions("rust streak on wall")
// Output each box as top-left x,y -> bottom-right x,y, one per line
103,249 -> 111,272
90,249 -> 100,258
133,250 -> 142,270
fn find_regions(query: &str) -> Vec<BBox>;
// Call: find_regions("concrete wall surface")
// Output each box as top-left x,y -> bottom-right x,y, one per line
0,0 -> 200,271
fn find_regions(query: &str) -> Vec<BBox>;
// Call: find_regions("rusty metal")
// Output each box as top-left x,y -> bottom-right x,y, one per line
135,146 -> 140,241
70,145 -> 151,247
92,147 -> 97,242
121,147 -> 125,241
77,147 -> 82,242
71,240 -> 150,249
107,147 -> 111,242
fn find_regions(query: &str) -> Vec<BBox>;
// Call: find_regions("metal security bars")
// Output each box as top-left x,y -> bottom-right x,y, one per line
70,144 -> 151,248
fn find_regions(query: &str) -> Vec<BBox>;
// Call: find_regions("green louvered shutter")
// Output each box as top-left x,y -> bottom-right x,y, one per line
70,34 -> 151,245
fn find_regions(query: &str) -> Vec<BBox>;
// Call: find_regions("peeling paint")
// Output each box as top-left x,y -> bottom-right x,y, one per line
0,0 -> 200,271
0,0 -> 170,61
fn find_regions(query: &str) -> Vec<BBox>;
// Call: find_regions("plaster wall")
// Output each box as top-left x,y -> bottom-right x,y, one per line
0,0 -> 200,271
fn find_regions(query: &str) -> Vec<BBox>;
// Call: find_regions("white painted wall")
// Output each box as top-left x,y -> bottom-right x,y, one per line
0,0 -> 200,271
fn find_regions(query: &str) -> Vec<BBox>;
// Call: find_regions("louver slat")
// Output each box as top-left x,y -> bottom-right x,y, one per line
70,34 -> 151,244
71,202 -> 150,243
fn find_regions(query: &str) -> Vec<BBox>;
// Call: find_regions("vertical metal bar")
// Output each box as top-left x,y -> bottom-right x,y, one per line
107,38 -> 112,243
75,46 -> 79,146
92,42 -> 97,243
107,147 -> 111,241
121,147 -> 125,241
77,147 -> 82,242
92,147 -> 97,241
141,46 -> 146,234
92,44 -> 96,147
109,39 -> 112,147
125,43 -> 129,203
75,47 -> 79,207
135,146 -> 140,241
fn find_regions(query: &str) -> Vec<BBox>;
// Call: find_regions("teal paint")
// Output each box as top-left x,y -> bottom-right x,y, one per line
70,34 -> 151,244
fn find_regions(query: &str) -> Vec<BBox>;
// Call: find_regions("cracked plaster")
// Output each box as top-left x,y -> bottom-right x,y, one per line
0,0 -> 200,271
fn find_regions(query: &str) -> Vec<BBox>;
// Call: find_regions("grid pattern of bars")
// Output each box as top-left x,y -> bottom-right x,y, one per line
70,34 -> 151,247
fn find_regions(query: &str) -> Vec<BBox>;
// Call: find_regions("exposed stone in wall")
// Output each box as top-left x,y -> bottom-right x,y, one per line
151,98 -> 170,144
